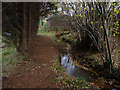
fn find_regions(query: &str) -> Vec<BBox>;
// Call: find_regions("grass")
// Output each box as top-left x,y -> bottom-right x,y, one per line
52,35 -> 61,44
2,44 -> 18,76
37,23 -> 55,36
2,45 -> 16,63
2,37 -> 24,76
37,18 -> 76,46
37,19 -> 53,35
37,19 -> 62,45
37,19 -> 63,36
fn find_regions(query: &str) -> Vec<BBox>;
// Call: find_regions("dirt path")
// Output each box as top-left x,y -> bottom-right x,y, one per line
3,35 -> 60,88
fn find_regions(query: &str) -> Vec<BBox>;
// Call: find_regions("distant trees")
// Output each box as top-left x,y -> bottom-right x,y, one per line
56,2 -> 120,71
2,2 -> 56,54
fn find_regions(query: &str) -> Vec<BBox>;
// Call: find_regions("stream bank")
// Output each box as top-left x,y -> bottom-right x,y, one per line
57,36 -> 117,89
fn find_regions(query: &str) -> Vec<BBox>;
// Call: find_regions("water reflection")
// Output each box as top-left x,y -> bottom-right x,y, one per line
61,54 -> 92,81
60,53 -> 115,88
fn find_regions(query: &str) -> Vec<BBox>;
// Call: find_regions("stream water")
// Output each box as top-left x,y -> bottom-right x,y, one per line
61,54 -> 92,82
59,44 -> 116,89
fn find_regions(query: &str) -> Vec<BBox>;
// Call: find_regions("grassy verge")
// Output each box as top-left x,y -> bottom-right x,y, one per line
2,37 -> 28,77
2,45 -> 17,76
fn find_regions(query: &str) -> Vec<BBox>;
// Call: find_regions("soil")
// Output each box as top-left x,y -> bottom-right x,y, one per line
2,35 -> 60,88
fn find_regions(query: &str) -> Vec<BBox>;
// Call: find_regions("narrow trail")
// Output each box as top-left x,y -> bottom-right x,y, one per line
3,35 -> 59,88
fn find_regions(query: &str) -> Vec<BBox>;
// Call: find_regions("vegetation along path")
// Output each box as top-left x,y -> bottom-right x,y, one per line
3,35 -> 60,88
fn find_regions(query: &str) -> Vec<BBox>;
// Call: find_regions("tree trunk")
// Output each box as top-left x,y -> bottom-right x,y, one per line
28,4 -> 32,44
102,17 -> 113,72
18,3 -> 27,54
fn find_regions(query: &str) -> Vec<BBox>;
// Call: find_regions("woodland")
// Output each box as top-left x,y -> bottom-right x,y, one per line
2,1 -> 120,89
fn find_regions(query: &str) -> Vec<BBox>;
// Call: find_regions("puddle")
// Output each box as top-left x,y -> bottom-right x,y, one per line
61,54 -> 92,82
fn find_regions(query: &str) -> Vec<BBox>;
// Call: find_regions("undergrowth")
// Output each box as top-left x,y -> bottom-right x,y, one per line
2,37 -> 28,77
